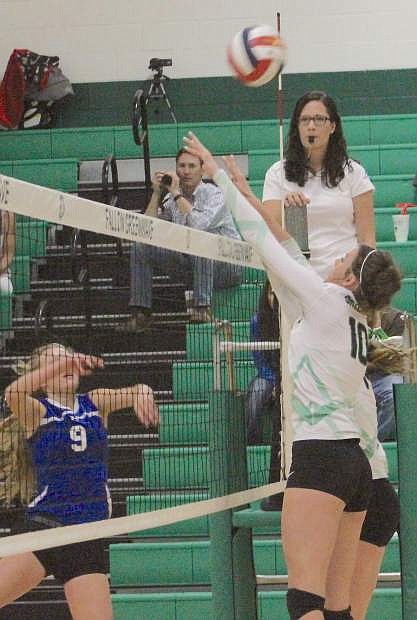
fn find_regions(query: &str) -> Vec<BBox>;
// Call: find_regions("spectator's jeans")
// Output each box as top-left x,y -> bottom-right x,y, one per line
129,242 -> 243,309
245,376 -> 276,445
369,372 -> 404,442
0,271 -> 12,295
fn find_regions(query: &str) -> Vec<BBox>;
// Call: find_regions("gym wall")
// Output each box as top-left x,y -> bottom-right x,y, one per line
0,0 -> 416,125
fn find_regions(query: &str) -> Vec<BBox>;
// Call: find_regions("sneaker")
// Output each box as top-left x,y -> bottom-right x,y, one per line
189,306 -> 214,324
115,311 -> 153,333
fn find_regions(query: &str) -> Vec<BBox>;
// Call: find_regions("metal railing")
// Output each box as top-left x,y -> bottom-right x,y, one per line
34,299 -> 53,339
404,312 -> 417,383
132,89 -> 152,203
212,320 -> 280,393
69,154 -> 121,336
102,156 -> 123,280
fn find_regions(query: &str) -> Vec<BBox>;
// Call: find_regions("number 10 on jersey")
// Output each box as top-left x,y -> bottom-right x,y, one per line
349,317 -> 368,366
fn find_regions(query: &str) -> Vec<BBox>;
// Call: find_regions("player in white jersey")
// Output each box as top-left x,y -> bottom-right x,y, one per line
183,132 -> 401,620
276,238 -> 399,620
226,150 -> 400,620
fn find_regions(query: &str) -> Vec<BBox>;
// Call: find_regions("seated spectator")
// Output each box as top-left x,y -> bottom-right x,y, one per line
0,211 -> 15,295
367,307 -> 405,441
117,149 -> 243,332
246,280 -> 280,445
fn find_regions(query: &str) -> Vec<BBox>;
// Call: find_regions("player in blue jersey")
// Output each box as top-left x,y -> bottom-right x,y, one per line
0,342 -> 159,620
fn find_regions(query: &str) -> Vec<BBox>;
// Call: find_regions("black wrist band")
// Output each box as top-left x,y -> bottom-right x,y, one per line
173,193 -> 182,202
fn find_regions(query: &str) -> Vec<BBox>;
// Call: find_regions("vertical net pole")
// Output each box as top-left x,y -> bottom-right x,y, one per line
395,383 -> 417,618
209,329 -> 258,619
396,316 -> 417,617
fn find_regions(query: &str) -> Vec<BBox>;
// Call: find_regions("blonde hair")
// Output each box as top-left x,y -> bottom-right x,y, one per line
366,308 -> 413,375
0,416 -> 35,506
367,341 -> 416,375
12,342 -> 73,376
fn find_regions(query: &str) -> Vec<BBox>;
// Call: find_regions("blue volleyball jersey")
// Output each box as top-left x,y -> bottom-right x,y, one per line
27,393 -> 111,525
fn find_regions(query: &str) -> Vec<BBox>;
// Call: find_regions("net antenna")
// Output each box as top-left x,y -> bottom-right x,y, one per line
145,58 -> 177,123
276,12 -> 294,481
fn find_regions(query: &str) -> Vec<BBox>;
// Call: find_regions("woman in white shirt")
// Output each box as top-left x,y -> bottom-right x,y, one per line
262,90 -> 375,279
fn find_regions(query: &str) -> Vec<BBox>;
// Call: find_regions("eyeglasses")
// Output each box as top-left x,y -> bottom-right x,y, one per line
298,115 -> 330,128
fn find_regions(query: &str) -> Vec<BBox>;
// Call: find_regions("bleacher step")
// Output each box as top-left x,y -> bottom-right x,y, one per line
110,535 -> 400,586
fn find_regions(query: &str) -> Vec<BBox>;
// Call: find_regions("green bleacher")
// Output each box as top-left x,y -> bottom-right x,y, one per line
0,113 -> 416,161
1,114 -> 415,619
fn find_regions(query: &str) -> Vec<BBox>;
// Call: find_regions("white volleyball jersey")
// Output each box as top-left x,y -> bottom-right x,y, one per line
215,169 -> 369,443
275,239 -> 387,478
262,159 -> 375,278
287,284 -> 367,441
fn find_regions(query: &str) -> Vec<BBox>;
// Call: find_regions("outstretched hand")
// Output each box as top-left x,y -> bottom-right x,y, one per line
72,354 -> 104,377
132,384 -> 160,429
223,154 -> 262,211
223,155 -> 250,194
183,132 -> 219,178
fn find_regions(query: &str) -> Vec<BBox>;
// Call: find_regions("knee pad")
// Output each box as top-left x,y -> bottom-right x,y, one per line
324,608 -> 352,619
287,588 -> 325,619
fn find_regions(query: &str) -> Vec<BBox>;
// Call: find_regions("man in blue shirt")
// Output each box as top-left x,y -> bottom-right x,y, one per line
118,148 -> 242,332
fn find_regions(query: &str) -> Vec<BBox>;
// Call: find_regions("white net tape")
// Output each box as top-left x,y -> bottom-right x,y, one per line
0,174 -> 263,268
0,173 -> 289,556
0,481 -> 285,556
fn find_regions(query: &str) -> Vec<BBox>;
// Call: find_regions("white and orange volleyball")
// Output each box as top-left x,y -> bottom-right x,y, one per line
227,25 -> 286,87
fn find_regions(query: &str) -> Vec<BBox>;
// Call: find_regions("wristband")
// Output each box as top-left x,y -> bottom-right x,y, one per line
173,193 -> 182,202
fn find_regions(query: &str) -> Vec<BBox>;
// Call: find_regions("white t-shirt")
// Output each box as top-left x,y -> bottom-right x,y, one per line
262,160 -> 375,278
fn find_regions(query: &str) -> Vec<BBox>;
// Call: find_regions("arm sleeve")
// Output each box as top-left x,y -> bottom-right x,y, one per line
349,160 -> 375,198
213,169 -> 325,311
262,161 -> 284,202
268,239 -> 313,325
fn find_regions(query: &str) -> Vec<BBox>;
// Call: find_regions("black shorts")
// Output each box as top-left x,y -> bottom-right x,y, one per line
24,518 -> 107,585
286,439 -> 372,512
360,478 -> 400,547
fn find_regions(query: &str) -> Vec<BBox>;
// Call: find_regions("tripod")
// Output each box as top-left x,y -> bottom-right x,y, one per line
145,68 -> 177,123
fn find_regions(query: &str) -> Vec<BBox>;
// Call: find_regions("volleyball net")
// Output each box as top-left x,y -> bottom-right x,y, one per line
0,173 -> 286,557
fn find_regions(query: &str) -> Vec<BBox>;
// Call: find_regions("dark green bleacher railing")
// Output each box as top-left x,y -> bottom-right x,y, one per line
132,89 -> 152,202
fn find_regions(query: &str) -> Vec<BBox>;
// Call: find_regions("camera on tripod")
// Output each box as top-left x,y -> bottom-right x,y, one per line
145,58 -> 177,123
149,58 -> 173,72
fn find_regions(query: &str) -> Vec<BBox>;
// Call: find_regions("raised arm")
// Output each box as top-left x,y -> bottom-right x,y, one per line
353,191 -> 376,248
89,384 -> 159,429
5,355 -> 77,436
144,172 -> 165,217
183,132 -> 324,309
223,155 -> 263,211
0,211 -> 16,274
5,352 -> 103,436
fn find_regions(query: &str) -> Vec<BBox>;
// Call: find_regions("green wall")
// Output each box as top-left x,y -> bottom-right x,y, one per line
54,68 -> 417,128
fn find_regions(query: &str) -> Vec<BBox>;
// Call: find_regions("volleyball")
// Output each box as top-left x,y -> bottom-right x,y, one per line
227,25 -> 286,87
